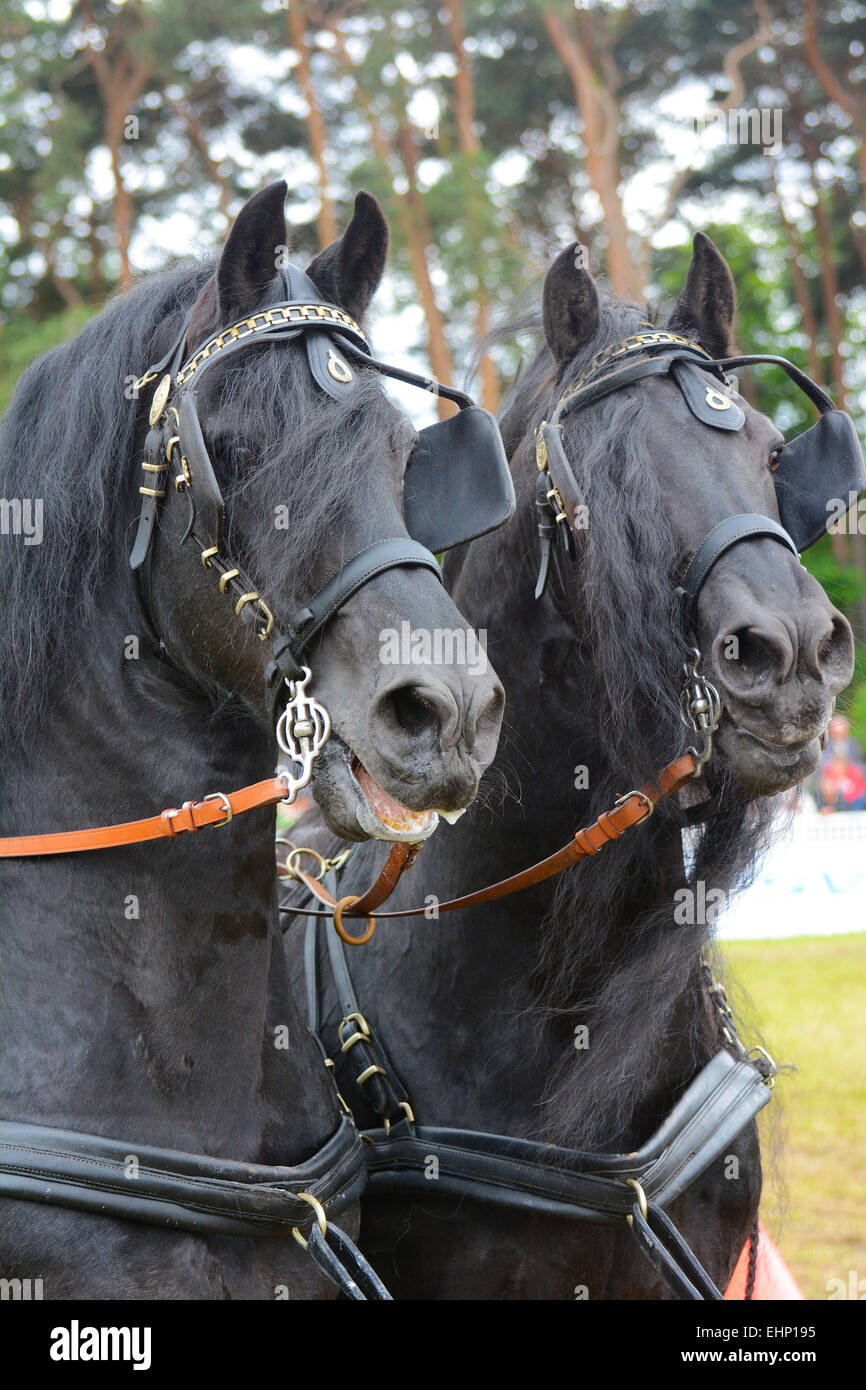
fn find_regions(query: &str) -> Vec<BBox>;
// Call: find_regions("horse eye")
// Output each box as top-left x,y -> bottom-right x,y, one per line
768,446 -> 782,473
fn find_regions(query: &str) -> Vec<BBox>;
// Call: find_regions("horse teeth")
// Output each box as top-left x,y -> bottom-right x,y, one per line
434,808 -> 466,825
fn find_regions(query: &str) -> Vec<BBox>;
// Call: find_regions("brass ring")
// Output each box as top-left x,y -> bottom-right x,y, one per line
291,1190 -> 328,1249
625,1177 -> 648,1226
201,546 -> 219,568
286,846 -> 327,882
332,896 -> 376,946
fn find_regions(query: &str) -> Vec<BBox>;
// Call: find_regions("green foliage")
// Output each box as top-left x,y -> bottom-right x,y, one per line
0,306 -> 97,416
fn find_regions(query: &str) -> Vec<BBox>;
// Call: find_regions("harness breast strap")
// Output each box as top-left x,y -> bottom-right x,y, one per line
0,1113 -> 364,1238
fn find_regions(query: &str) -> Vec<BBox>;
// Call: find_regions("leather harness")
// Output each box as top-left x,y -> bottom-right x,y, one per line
294,868 -> 776,1302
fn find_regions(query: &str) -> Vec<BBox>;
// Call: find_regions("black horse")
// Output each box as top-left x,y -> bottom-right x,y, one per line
287,233 -> 855,1298
0,182 -> 504,1298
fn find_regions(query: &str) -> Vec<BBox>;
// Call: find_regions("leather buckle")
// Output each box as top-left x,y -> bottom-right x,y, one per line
614,789 -> 654,825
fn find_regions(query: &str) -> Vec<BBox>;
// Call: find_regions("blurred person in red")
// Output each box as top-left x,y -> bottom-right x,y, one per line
816,714 -> 866,812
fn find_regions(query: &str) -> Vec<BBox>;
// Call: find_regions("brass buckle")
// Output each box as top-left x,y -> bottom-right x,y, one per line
382,1099 -> 416,1136
748,1044 -> 778,1088
339,1012 -> 371,1052
614,789 -> 654,824
202,792 -> 232,828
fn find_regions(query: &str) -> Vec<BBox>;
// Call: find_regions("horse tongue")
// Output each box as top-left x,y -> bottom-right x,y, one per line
354,764 -> 436,835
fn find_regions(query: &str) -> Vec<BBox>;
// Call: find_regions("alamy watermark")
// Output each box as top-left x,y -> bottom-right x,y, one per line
693,108 -> 783,155
0,497 -> 43,545
379,621 -> 489,676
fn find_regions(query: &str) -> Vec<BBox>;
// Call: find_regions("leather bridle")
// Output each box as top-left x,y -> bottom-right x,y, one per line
131,263 -> 449,729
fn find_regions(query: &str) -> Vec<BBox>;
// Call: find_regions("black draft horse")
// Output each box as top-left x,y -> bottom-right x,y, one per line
288,233 -> 854,1298
0,182 -> 504,1298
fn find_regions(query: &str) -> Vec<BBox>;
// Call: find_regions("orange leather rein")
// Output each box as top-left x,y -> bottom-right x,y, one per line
0,777 -> 291,857
0,754 -> 697,944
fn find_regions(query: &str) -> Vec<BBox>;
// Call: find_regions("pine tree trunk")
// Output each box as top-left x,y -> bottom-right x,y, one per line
444,0 -> 499,411
325,21 -> 455,417
542,9 -> 643,300
287,2 -> 338,248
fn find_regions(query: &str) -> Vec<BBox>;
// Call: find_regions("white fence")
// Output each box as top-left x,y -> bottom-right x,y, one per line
718,809 -> 866,940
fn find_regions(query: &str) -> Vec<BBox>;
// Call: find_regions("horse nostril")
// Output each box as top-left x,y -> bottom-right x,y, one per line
808,611 -> 855,685
387,684 -> 445,739
717,624 -> 794,690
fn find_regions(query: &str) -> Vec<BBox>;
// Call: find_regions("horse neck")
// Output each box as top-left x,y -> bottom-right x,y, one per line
0,557 -> 336,1161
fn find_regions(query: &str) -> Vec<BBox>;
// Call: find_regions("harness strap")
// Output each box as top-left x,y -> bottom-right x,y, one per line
629,1203 -> 722,1301
359,1049 -> 771,1300
302,872 -> 414,1126
305,1221 -> 392,1300
285,751 -> 698,920
0,1113 -> 364,1238
0,1112 -> 391,1299
0,776 -> 289,857
297,859 -> 773,1300
360,1051 -> 772,1221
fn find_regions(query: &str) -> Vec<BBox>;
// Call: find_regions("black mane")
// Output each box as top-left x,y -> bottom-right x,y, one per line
0,264 -> 208,748
0,262 -> 404,752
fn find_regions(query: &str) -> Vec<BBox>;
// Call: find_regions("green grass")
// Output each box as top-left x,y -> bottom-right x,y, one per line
721,934 -> 866,1301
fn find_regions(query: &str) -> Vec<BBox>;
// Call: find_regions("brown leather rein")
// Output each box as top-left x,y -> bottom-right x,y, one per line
0,777 -> 291,857
0,755 -> 698,948
280,751 -> 700,943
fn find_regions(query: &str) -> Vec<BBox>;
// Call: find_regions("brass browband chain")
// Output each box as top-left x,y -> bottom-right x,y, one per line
133,302 -> 369,395
559,330 -> 710,406
534,330 -> 711,474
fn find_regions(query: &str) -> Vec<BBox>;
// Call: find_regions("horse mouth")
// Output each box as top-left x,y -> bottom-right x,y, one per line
309,734 -> 442,843
350,754 -> 439,841
715,713 -> 823,792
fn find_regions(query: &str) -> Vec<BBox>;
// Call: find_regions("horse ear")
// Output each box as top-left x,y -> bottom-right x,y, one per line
186,182 -> 287,346
667,232 -> 736,358
216,180 -> 287,320
306,191 -> 389,319
542,244 -> 600,364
